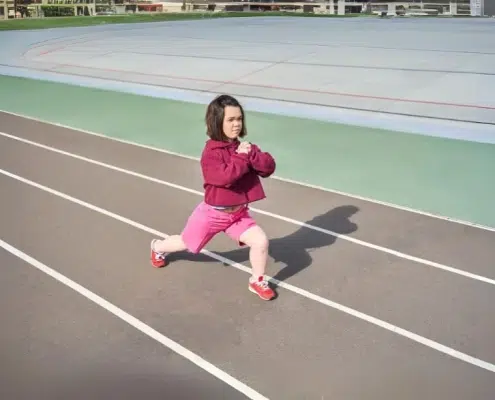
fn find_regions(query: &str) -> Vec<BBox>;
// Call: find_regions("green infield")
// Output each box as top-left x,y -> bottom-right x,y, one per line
0,11 -> 365,31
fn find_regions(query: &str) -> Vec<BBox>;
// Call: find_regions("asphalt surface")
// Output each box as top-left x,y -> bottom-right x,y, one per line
0,249 -> 248,400
1,112 -> 495,399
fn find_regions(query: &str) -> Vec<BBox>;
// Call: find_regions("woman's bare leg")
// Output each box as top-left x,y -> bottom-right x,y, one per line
153,235 -> 187,253
238,226 -> 275,300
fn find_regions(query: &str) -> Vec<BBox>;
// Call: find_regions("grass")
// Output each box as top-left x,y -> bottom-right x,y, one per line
0,11 -> 365,30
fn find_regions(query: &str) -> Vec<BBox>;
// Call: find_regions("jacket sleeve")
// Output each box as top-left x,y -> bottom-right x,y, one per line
201,149 -> 251,187
249,144 -> 276,178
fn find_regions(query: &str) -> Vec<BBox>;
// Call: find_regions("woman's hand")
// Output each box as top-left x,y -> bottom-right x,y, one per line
236,141 -> 252,154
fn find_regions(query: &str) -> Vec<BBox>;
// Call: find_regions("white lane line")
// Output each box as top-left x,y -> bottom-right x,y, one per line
2,131 -> 494,288
1,109 -> 494,233
0,239 -> 269,400
2,167 -> 495,375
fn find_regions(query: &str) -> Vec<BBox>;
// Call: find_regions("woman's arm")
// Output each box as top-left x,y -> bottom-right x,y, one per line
201,149 -> 251,187
249,144 -> 276,178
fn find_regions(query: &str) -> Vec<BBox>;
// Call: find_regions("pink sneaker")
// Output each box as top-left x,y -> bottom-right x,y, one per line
150,239 -> 167,268
249,276 -> 275,300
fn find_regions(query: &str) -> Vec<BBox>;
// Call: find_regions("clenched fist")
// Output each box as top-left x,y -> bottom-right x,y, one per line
236,141 -> 252,154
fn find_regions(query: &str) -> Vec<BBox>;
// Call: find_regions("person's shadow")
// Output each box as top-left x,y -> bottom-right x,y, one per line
166,205 -> 359,285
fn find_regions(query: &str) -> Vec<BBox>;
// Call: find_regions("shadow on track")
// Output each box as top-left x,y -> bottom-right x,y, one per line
166,205 -> 359,283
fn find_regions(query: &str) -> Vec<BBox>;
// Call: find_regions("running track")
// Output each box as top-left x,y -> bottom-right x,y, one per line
1,112 -> 495,399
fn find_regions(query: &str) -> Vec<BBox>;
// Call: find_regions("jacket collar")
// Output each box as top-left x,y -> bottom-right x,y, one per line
205,138 -> 239,149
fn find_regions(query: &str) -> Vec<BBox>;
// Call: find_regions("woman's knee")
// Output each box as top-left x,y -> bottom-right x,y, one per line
241,226 -> 269,250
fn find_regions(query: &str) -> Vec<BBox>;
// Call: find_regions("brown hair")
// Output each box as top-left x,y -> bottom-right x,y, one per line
205,94 -> 247,141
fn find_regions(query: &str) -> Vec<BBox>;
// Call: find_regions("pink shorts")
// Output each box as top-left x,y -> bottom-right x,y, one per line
181,201 -> 257,254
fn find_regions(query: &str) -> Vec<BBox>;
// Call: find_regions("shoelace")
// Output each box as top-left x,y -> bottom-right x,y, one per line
253,279 -> 269,288
152,240 -> 166,259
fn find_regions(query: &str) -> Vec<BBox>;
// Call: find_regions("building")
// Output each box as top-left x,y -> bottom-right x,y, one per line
1,0 -> 493,19
484,0 -> 494,14
1,0 -> 101,18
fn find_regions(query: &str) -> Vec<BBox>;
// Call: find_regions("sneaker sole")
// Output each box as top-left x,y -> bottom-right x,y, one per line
248,285 -> 274,300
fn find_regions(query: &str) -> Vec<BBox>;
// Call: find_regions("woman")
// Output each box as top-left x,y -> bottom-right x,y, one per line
150,94 -> 276,301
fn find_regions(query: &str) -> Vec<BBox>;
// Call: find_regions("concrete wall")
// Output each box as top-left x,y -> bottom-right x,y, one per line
484,0 -> 495,15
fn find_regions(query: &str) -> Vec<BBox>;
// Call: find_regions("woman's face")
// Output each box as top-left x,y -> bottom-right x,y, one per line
223,106 -> 243,140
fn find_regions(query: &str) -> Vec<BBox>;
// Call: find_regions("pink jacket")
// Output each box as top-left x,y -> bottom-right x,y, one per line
200,139 -> 276,207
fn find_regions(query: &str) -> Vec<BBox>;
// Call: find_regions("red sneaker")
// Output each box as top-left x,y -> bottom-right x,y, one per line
249,276 -> 275,300
150,239 -> 167,268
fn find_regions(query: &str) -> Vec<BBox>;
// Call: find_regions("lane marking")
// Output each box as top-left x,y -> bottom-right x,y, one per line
2,131 -> 495,288
2,168 -> 495,374
0,239 -> 269,400
20,59 -> 495,111
2,109 -> 494,233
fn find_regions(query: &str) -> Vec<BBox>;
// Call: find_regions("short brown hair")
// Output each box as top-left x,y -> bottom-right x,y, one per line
205,94 -> 247,141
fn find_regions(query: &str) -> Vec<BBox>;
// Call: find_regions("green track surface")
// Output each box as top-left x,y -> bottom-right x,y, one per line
1,74 -> 494,228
